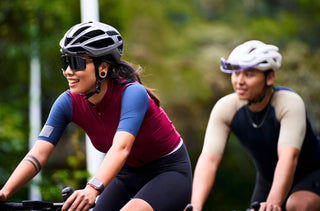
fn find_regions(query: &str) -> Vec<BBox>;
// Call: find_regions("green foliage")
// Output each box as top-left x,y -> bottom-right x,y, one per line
0,104 -> 28,201
0,0 -> 319,209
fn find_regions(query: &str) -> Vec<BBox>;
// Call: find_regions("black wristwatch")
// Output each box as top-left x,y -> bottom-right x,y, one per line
87,178 -> 105,194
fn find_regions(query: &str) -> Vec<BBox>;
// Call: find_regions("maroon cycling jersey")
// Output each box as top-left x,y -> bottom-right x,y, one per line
68,80 -> 180,167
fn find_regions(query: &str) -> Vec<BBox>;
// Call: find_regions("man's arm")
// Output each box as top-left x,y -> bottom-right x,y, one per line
191,152 -> 222,211
260,146 -> 300,210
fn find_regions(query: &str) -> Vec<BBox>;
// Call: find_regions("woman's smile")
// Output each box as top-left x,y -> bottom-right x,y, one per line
67,78 -> 80,87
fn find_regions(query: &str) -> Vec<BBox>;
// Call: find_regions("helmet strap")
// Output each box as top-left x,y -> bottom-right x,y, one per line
248,72 -> 271,105
82,59 -> 103,100
248,93 -> 265,106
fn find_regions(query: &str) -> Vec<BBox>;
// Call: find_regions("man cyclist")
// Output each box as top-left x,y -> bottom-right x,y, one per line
190,40 -> 320,211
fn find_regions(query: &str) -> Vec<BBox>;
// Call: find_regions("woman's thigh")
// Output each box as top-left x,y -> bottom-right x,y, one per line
94,143 -> 192,211
134,171 -> 192,211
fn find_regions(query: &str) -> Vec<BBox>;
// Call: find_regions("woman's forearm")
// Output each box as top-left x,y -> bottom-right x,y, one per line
1,140 -> 55,199
92,131 -> 135,187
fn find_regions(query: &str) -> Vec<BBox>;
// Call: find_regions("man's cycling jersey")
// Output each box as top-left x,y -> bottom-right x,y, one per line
38,80 -> 181,167
202,86 -> 320,181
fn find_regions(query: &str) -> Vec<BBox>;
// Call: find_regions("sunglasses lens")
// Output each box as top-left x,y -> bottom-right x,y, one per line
220,58 -> 243,73
222,61 -> 240,70
61,56 -> 69,70
61,55 -> 87,71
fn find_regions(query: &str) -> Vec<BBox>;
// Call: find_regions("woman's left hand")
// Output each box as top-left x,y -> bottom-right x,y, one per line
61,185 -> 99,211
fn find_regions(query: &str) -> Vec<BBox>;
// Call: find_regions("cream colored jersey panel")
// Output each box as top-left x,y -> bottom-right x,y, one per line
271,90 -> 306,150
202,93 -> 246,155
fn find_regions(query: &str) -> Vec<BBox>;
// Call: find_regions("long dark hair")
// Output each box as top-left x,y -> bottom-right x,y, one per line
101,56 -> 160,106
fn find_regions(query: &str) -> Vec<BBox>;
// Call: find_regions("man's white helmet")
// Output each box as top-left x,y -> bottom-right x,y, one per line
220,40 -> 282,73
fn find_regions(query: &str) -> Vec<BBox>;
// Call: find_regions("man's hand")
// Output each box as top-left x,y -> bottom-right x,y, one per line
259,201 -> 281,211
0,190 -> 8,201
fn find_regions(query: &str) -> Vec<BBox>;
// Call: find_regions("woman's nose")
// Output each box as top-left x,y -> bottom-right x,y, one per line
63,66 -> 73,75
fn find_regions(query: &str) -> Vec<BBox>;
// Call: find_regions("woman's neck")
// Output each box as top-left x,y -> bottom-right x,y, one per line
88,80 -> 109,105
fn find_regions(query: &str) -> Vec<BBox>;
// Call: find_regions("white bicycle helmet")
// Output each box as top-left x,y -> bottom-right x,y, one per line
220,40 -> 282,73
59,21 -> 123,62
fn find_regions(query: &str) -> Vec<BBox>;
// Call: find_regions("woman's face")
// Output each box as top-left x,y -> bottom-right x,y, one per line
62,55 -> 96,95
231,68 -> 267,101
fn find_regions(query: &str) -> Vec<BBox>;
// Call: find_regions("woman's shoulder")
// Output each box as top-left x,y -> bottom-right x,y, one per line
54,90 -> 72,105
123,82 -> 147,96
121,82 -> 148,106
125,81 -> 144,89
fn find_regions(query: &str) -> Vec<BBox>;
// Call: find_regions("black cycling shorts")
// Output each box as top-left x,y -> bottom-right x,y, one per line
291,168 -> 320,195
251,169 -> 320,208
93,143 -> 192,211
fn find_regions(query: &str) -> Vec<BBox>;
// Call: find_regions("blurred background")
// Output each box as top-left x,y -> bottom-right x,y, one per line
0,0 -> 320,210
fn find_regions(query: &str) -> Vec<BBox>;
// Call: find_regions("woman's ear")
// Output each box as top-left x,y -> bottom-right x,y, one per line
99,62 -> 109,78
266,71 -> 275,86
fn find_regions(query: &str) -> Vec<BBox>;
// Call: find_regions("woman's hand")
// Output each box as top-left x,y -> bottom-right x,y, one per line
61,185 -> 99,211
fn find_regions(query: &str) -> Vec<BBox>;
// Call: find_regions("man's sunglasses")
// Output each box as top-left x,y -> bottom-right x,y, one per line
61,55 -> 93,71
220,58 -> 259,73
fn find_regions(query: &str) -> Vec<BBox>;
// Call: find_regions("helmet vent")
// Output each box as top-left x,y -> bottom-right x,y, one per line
118,44 -> 123,54
73,30 -> 105,44
65,37 -> 73,46
249,48 -> 256,53
68,47 -> 86,54
106,30 -> 119,36
73,26 -> 91,37
86,38 -> 115,48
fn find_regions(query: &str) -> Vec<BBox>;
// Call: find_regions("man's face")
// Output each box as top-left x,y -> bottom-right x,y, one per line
231,68 -> 267,102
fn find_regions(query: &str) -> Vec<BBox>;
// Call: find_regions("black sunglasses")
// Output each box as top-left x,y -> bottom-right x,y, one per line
61,55 -> 93,71
220,58 -> 259,73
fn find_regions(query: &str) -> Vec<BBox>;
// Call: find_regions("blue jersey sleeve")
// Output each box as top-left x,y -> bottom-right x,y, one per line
37,91 -> 72,145
117,83 -> 149,137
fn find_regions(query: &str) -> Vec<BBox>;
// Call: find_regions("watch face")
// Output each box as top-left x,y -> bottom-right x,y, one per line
89,178 -> 104,193
91,178 -> 102,187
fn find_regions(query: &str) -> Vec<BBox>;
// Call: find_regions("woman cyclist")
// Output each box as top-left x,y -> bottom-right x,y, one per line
0,21 -> 192,211
190,40 -> 320,211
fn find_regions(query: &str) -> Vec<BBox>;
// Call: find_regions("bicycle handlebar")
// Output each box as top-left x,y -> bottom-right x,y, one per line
247,201 -> 260,211
185,203 -> 193,211
61,187 -> 74,202
0,187 -> 74,211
